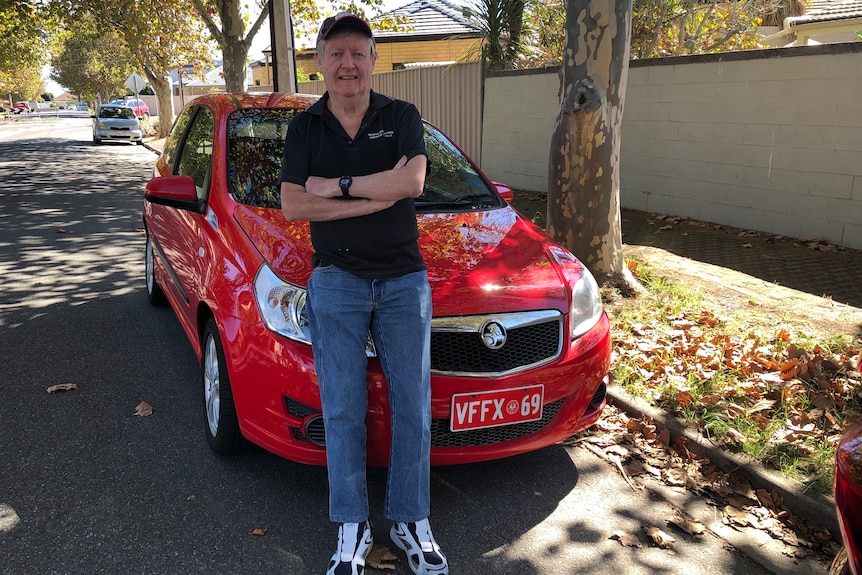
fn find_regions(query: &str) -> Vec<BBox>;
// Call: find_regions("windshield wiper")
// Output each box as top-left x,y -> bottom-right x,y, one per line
415,193 -> 500,208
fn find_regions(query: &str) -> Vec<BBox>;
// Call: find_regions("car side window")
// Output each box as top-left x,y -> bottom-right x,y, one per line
175,107 -> 215,201
161,107 -> 197,170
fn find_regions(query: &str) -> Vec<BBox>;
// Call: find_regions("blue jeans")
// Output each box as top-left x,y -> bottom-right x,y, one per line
306,265 -> 432,524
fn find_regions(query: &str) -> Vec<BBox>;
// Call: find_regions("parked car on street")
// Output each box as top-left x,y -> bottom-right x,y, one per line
76,102 -> 89,111
143,92 -> 611,467
93,104 -> 143,145
112,98 -> 150,119
12,101 -> 31,114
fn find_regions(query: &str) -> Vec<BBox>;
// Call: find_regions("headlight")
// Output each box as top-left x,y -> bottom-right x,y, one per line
252,264 -> 377,356
97,122 -> 106,129
548,246 -> 604,339
253,264 -> 310,344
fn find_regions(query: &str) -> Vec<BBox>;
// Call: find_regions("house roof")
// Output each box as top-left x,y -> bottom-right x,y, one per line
795,0 -> 862,23
372,0 -> 480,40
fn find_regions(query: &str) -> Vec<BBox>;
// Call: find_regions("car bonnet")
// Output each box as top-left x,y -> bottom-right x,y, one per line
235,204 -> 571,316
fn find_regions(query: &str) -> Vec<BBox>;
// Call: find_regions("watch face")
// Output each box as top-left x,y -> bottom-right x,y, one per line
340,177 -> 350,187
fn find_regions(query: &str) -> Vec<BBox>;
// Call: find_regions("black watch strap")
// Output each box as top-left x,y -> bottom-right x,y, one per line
339,176 -> 352,197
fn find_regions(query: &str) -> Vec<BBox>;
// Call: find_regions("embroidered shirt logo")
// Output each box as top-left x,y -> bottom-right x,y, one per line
368,130 -> 395,140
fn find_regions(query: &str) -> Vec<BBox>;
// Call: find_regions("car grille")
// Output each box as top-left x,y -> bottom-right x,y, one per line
430,310 -> 563,376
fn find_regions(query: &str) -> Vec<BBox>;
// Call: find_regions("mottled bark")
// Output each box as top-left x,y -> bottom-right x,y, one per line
142,69 -> 174,136
547,0 -> 639,289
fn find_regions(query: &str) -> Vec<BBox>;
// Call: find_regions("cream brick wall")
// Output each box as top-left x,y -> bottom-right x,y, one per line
481,44 -> 862,250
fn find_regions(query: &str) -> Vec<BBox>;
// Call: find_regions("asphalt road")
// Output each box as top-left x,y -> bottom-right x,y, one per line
0,118 -> 824,574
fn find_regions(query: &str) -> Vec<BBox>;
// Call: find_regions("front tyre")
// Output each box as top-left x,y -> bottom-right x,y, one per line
202,319 -> 247,455
145,233 -> 167,306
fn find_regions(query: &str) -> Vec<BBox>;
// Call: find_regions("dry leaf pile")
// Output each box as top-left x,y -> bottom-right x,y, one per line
569,406 -> 837,559
611,288 -> 861,491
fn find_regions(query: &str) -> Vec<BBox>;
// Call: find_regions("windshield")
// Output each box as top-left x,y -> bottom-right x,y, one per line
99,107 -> 134,119
228,109 -> 502,212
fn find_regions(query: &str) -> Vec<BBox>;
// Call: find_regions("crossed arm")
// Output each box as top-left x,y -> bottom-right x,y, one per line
281,154 -> 427,222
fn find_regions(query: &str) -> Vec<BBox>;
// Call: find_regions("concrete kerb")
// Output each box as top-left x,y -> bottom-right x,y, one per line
605,384 -> 840,540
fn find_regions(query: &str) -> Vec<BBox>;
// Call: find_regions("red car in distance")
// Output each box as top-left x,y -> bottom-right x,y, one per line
112,98 -> 150,119
143,92 -> 611,467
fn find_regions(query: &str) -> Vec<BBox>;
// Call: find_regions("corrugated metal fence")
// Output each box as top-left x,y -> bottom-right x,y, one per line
298,61 -> 484,162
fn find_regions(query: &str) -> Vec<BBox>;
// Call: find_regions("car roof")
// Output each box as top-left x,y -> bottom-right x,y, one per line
180,92 -> 321,114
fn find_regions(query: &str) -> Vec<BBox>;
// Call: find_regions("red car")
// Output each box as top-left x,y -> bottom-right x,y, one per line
143,92 -> 611,467
12,101 -> 31,114
113,98 -> 150,119
832,423 -> 862,574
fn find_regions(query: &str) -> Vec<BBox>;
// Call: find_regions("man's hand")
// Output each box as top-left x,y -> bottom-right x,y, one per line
305,176 -> 339,198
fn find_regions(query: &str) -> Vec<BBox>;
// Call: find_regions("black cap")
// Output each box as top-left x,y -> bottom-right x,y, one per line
317,12 -> 373,44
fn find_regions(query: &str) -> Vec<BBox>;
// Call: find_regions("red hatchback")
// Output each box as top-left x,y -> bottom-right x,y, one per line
143,92 -> 611,467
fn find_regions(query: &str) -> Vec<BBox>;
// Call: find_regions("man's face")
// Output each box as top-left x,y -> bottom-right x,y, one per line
318,31 -> 376,99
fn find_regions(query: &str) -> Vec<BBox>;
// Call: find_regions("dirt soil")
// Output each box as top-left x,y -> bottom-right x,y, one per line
507,191 -> 862,341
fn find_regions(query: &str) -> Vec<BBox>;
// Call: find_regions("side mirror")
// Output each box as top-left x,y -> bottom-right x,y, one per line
492,182 -> 514,201
145,175 -> 205,213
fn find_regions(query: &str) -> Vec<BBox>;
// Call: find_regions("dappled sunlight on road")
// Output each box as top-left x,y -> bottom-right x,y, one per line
0,123 -> 155,328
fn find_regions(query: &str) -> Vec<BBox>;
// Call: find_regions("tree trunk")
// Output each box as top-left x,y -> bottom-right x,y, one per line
546,0 -> 639,290
143,69 -> 174,137
222,40 -> 249,92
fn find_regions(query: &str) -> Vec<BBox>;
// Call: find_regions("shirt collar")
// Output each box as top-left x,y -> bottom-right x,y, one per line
306,90 -> 393,116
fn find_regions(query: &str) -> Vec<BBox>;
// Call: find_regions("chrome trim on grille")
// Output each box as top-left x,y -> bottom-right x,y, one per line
430,310 -> 564,377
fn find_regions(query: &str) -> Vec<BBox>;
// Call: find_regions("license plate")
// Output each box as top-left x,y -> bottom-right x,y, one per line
450,385 -> 544,432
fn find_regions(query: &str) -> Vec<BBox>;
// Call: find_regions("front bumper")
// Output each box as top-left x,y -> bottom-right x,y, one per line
94,127 -> 143,143
220,312 -> 612,467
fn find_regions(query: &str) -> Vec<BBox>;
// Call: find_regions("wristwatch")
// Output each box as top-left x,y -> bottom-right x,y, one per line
339,176 -> 352,197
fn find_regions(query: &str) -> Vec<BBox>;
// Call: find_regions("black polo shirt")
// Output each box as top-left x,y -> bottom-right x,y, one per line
279,91 -> 427,279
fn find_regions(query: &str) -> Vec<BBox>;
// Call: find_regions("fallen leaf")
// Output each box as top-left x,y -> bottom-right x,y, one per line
725,428 -> 746,444
251,527 -> 266,536
47,383 -> 77,393
644,526 -> 675,549
187,495 -> 197,502
134,400 -> 153,417
668,515 -> 705,536
610,530 -> 642,548
366,544 -> 398,569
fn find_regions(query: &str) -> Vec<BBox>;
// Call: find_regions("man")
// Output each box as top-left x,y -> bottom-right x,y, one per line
279,12 -> 448,575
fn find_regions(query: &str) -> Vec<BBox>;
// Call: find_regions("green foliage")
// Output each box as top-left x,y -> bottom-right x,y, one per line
630,0 -> 766,58
50,16 -> 134,102
0,1 -> 55,98
462,0 -> 527,71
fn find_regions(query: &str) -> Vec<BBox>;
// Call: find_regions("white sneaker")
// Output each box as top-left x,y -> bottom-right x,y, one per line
326,521 -> 373,575
389,518 -> 448,575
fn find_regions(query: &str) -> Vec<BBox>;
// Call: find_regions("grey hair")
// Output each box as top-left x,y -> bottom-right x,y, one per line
316,28 -> 378,58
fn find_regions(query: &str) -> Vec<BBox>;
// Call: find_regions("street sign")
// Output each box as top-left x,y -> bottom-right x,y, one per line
125,72 -> 146,93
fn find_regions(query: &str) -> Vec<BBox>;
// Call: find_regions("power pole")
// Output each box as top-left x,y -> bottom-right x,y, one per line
269,0 -> 298,93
